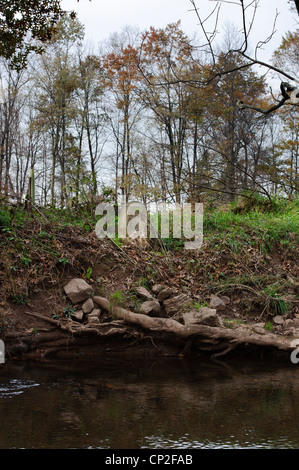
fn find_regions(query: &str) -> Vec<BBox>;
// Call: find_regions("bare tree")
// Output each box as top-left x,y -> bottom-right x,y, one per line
189,0 -> 299,114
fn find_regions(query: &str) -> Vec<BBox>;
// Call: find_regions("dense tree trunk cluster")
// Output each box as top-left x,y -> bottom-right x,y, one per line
0,6 -> 298,207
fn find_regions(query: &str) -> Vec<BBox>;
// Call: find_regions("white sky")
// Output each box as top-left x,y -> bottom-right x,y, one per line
61,0 -> 297,63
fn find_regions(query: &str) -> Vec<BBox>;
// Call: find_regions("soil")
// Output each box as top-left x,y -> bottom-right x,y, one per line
1,223 -> 299,362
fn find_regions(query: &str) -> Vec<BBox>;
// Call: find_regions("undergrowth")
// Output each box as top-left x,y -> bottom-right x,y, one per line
203,196 -> 298,254
0,194 -> 298,321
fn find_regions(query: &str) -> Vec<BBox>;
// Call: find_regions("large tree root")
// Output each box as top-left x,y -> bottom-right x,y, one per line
92,296 -> 297,358
5,297 -> 298,360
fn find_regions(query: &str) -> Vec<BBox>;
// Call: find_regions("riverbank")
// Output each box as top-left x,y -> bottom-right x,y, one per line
1,196 -> 298,361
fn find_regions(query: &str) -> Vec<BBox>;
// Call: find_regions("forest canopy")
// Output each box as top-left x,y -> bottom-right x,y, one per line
0,1 -> 298,207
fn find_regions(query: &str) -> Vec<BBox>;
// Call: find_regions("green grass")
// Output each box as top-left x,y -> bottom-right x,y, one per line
203,196 -> 299,254
109,290 -> 125,306
0,194 -> 298,322
193,301 -> 208,309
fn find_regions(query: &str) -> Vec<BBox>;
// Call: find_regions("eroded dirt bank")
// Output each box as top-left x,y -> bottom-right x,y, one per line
1,218 -> 298,362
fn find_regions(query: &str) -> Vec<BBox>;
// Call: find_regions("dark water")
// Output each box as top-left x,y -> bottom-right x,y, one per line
0,356 -> 299,449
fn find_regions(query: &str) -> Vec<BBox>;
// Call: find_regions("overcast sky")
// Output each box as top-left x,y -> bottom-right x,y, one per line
61,0 -> 296,52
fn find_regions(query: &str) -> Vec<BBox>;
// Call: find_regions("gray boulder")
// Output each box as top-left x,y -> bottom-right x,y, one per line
71,310 -> 84,321
157,287 -> 175,302
82,298 -> 94,314
152,284 -> 164,295
210,294 -> 229,311
163,294 -> 192,315
135,286 -> 154,300
64,278 -> 93,304
87,309 -> 101,325
182,307 -> 223,327
140,300 -> 161,316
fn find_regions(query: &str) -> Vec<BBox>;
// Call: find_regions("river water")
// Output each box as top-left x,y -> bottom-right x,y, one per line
0,355 -> 299,449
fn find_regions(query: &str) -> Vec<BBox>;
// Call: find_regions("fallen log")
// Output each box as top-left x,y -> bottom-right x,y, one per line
6,300 -> 297,360
93,296 -> 297,356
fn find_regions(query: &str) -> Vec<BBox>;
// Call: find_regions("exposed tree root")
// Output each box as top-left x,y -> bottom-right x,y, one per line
4,297 -> 297,360
92,296 -> 296,356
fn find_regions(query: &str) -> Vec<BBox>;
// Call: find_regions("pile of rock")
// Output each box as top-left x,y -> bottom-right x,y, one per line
135,285 -> 226,328
135,284 -> 193,317
209,294 -> 230,311
63,278 -> 231,330
63,278 -> 101,326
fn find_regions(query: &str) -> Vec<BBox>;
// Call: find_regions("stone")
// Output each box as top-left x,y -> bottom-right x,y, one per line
273,315 -> 284,325
157,287 -> 175,302
71,310 -> 84,321
163,294 -> 192,315
182,308 -> 223,327
64,278 -> 93,304
221,296 -> 231,305
90,308 -> 101,317
87,310 -> 101,325
82,298 -> 94,314
285,318 -> 299,329
152,284 -> 164,295
140,300 -> 161,316
135,286 -> 153,300
209,294 -> 226,311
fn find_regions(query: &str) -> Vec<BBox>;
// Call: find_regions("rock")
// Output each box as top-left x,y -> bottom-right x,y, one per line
221,296 -> 231,305
90,308 -> 101,317
182,308 -> 223,327
140,300 -> 161,316
285,318 -> 299,329
135,286 -> 153,300
157,287 -> 175,302
71,310 -> 84,321
152,284 -> 164,294
286,318 -> 299,329
87,310 -> 101,325
209,294 -> 227,311
163,294 -> 192,316
87,318 -> 100,326
273,315 -> 284,325
82,298 -> 94,314
64,279 -> 93,304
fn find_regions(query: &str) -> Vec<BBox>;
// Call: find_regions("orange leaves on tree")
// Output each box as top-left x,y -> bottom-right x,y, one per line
102,45 -> 140,96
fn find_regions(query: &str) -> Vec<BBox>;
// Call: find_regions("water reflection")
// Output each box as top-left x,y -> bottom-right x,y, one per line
0,356 -> 298,449
0,379 -> 40,398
